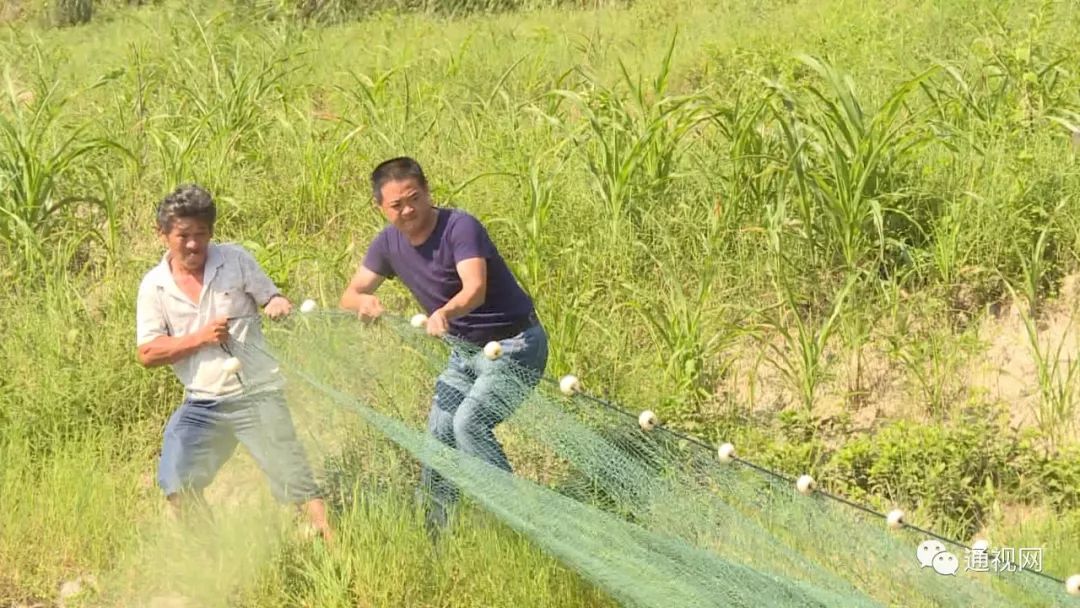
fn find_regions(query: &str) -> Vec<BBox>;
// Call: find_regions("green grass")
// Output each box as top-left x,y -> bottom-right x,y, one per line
3,0 -> 1080,604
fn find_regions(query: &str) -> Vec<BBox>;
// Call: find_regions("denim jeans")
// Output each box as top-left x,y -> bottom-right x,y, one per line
419,323 -> 549,529
158,389 -> 321,504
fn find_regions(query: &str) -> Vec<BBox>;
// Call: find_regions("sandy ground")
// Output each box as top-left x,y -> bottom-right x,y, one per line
716,274 -> 1080,442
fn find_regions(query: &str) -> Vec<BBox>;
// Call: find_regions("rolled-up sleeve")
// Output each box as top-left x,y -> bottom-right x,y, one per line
136,278 -> 168,347
237,247 -> 281,306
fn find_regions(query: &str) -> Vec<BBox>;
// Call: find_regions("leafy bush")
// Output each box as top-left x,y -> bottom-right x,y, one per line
823,414 -> 1080,537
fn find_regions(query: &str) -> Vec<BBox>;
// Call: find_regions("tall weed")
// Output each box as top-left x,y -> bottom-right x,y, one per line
0,71 -> 130,281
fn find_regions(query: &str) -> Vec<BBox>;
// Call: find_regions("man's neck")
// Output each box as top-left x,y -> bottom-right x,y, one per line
406,207 -> 440,246
168,254 -> 205,281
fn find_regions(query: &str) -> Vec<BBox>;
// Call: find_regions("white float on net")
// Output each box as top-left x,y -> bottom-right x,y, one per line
222,357 -> 242,374
717,442 -> 736,463
483,341 -> 503,360
886,509 -> 905,530
638,410 -> 658,431
1065,574 -> 1080,597
559,374 -> 581,396
796,474 -> 816,495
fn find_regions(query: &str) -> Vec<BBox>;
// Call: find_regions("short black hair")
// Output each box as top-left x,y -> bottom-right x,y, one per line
371,157 -> 428,204
156,184 -> 216,233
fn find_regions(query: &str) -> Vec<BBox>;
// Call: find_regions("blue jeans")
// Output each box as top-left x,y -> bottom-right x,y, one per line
158,389 -> 321,504
420,323 -> 549,527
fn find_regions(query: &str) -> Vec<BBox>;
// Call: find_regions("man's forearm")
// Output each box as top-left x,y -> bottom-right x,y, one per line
438,286 -> 485,320
138,333 -> 207,367
339,289 -> 372,311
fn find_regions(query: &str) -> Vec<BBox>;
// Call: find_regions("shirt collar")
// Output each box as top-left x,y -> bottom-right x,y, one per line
148,243 -> 225,288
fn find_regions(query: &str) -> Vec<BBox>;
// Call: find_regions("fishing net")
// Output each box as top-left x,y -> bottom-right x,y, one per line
208,306 -> 1077,608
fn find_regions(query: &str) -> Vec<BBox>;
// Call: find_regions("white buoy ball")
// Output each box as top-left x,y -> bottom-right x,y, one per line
638,410 -> 658,431
300,299 -> 317,313
717,442 -> 736,463
410,313 -> 428,328
1066,574 -> 1080,597
559,374 -> 581,396
972,538 -> 989,553
222,357 -> 242,374
483,341 -> 503,360
796,474 -> 816,495
886,509 -> 905,530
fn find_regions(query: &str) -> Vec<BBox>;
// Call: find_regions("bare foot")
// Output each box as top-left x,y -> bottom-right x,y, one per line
300,498 -> 333,545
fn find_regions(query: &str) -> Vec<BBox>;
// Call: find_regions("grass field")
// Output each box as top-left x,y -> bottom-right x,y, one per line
3,0 -> 1080,605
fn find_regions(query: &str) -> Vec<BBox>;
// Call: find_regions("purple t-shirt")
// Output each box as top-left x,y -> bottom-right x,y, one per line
362,208 -> 535,344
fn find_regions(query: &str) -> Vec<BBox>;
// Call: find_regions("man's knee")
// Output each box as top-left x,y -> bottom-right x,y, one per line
428,404 -> 456,444
158,400 -> 234,496
451,401 -> 494,444
432,376 -> 468,415
158,441 -> 222,497
255,440 -> 320,504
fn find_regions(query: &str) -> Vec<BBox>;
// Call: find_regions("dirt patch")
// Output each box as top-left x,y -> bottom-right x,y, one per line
713,275 -> 1080,441
0,2 -> 22,25
966,287 -> 1080,439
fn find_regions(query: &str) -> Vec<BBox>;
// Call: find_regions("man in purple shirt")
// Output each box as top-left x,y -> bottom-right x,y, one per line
339,157 -> 549,535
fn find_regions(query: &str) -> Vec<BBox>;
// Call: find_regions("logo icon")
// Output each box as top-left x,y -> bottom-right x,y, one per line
932,551 -> 959,575
917,539 -> 958,575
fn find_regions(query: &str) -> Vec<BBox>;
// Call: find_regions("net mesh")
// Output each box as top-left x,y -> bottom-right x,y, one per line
211,308 -> 1075,608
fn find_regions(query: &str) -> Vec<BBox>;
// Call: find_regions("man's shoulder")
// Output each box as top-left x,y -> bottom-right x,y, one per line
444,207 -> 481,223
214,242 -> 253,260
373,223 -> 400,241
442,208 -> 489,235
138,258 -> 169,291
365,224 -> 399,254
213,242 -> 268,273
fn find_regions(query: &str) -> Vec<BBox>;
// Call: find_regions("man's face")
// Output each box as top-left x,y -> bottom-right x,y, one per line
378,178 -> 433,237
159,217 -> 213,273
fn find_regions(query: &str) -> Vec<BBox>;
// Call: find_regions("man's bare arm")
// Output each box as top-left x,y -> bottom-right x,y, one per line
424,257 -> 487,337
339,265 -> 387,319
438,257 -> 487,320
137,316 -> 229,367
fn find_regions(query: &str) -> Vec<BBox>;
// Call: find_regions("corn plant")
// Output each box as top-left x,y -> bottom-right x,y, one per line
836,281 -> 876,408
336,67 -> 441,152
922,2 -> 1071,140
0,74 -> 127,278
757,263 -> 856,412
1004,202 -> 1079,450
536,262 -> 609,379
537,31 -> 714,241
146,119 -> 206,190
483,141 -> 573,297
704,92 -> 784,241
767,55 -> 937,274
882,279 -> 972,420
277,109 -> 364,234
166,14 -> 298,152
624,258 -> 739,421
